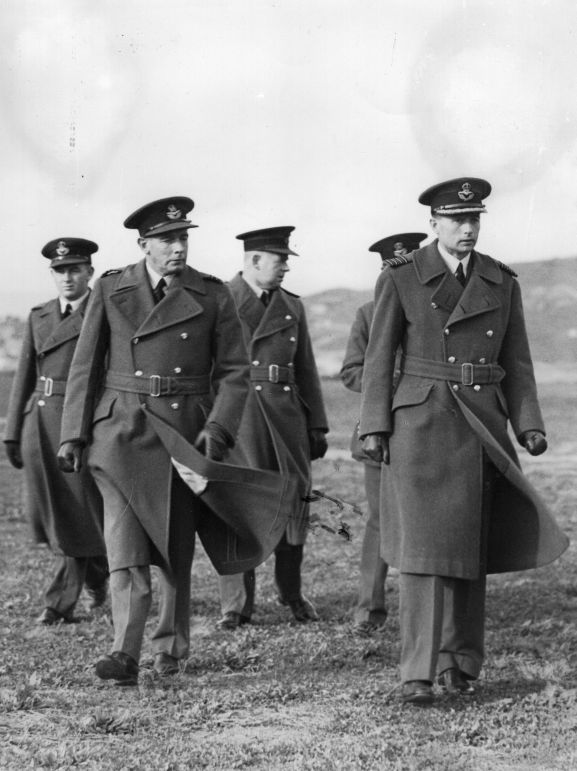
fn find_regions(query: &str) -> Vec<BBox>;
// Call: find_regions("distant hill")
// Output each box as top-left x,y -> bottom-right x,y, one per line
302,256 -> 577,377
1,256 -> 576,378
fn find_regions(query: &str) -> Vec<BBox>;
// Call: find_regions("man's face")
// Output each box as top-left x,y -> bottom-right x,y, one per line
139,229 -> 189,276
252,251 -> 290,290
50,264 -> 94,300
430,214 -> 480,258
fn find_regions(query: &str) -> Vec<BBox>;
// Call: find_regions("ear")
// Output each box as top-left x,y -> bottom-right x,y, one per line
87,266 -> 95,278
137,237 -> 148,254
251,252 -> 261,268
429,217 -> 438,234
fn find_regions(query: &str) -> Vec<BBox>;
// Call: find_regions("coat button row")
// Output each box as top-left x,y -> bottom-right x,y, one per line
38,399 -> 46,406
252,360 -> 260,366
135,370 -> 143,377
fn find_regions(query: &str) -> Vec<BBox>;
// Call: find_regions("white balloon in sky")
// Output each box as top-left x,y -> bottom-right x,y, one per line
0,10 -> 139,193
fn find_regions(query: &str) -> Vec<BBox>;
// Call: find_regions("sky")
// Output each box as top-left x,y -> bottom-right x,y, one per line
2,0 -> 577,314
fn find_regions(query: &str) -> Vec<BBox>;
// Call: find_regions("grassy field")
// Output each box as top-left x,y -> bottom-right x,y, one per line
0,378 -> 576,770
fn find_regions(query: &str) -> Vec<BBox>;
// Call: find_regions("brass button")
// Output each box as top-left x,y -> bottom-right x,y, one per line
133,337 -> 139,345
174,367 -> 182,374
479,357 -> 486,364
444,329 -> 450,336
283,386 -> 291,392
287,362 -> 293,368
135,370 -> 143,377
285,315 -> 292,320
452,384 -> 459,391
431,302 -> 438,309
38,399 -> 46,406
40,375 -> 46,381
486,330 -> 494,338
474,385 -> 481,392
289,337 -> 296,343
180,332 -> 189,340
255,385 -> 263,391
170,402 -> 180,410
448,356 -> 456,363
252,360 -> 260,366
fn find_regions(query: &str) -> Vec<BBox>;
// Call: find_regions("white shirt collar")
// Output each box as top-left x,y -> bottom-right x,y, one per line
242,271 -> 267,299
59,291 -> 90,314
145,263 -> 173,289
437,241 -> 471,278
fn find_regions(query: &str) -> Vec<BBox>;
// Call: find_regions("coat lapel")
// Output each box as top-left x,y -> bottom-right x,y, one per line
445,252 -> 502,327
253,288 -> 295,342
228,273 -> 265,338
109,260 -> 155,330
37,295 -> 89,354
134,264 -> 206,337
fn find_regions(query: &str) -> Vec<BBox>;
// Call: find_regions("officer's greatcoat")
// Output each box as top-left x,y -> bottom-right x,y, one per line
4,297 -> 105,557
60,261 -> 249,572
359,242 -> 568,579
227,273 -> 328,544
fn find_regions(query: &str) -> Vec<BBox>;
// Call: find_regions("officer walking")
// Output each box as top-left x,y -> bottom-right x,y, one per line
57,198 -> 249,684
4,238 -> 107,624
340,232 -> 427,636
217,226 -> 329,629
359,178 -> 568,705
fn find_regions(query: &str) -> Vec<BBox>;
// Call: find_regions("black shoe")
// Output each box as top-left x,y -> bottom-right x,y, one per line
287,596 -> 319,623
217,611 -> 251,630
95,651 -> 139,685
352,617 -> 387,637
154,653 -> 180,676
86,581 -> 108,610
401,680 -> 434,706
37,607 -> 74,626
437,668 -> 476,695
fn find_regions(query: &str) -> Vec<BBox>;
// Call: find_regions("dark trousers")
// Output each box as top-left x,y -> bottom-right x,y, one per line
219,534 -> 304,618
45,555 -> 108,618
399,453 -> 496,683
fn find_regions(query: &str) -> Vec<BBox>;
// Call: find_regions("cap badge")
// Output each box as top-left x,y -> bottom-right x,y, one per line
166,204 -> 182,220
393,241 -> 407,257
55,241 -> 70,256
458,182 -> 474,201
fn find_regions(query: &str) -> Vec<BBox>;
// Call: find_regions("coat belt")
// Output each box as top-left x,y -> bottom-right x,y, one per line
250,364 -> 295,384
105,371 -> 211,397
35,376 -> 67,396
400,355 -> 505,385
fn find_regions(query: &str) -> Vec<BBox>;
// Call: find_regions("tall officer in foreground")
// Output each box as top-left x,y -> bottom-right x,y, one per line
340,232 -> 427,637
217,226 -> 329,629
359,178 -> 569,705
4,239 -> 107,624
58,198 -> 249,684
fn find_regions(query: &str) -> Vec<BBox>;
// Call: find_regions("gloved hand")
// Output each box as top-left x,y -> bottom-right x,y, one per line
308,429 -> 328,460
4,441 -> 23,469
362,433 -> 390,465
521,430 -> 548,456
194,422 -> 232,462
57,442 -> 84,473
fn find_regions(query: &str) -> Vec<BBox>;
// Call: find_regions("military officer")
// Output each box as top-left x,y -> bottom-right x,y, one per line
340,232 -> 427,636
359,178 -> 568,705
4,238 -> 107,624
57,197 -> 249,684
217,226 -> 329,629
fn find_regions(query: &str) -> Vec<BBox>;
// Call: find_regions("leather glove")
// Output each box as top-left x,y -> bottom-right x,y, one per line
308,429 -> 328,460
4,441 -> 23,469
521,430 -> 548,456
194,422 -> 232,462
362,432 -> 390,465
57,442 -> 84,473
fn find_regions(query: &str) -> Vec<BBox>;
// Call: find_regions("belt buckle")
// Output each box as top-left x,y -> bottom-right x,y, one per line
461,363 -> 474,386
268,364 -> 279,383
44,377 -> 54,397
150,375 -> 162,397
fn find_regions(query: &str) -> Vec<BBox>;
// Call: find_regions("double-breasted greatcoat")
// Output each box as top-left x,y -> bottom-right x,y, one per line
226,273 -> 328,544
59,260 -> 249,572
359,242 -> 568,579
4,297 -> 104,557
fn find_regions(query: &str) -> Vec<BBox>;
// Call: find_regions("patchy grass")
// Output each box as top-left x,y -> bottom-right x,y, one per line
0,380 -> 576,770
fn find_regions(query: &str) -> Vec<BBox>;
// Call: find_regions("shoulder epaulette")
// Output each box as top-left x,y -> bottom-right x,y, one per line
101,269 -> 122,277
494,259 -> 518,278
281,287 -> 300,298
382,254 -> 414,269
31,303 -> 44,311
201,272 -> 223,284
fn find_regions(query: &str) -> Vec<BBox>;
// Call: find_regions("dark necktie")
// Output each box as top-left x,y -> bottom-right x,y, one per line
260,290 -> 270,307
455,262 -> 466,287
62,303 -> 72,319
153,278 -> 166,304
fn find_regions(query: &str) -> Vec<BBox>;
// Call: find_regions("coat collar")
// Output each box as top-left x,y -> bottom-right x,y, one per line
109,260 -> 206,336
228,272 -> 297,344
37,294 -> 89,354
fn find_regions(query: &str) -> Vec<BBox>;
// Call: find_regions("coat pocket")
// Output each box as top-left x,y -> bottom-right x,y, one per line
391,378 -> 435,412
92,392 -> 117,426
